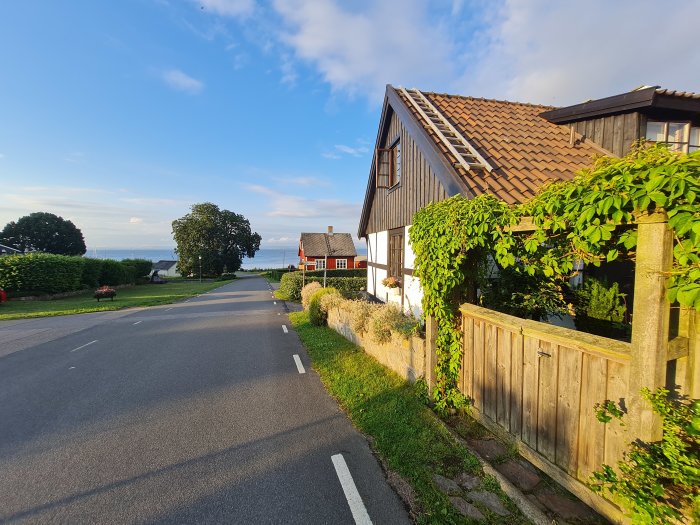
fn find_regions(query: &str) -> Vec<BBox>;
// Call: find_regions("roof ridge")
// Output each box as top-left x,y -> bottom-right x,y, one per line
399,86 -> 556,110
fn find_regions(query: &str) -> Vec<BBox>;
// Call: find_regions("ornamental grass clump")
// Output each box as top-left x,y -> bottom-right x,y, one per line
370,303 -> 419,344
308,287 -> 339,326
301,282 -> 322,309
349,300 -> 381,335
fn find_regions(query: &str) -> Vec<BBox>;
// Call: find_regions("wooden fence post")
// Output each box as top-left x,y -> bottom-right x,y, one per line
687,309 -> 700,399
628,211 -> 673,442
425,315 -> 438,395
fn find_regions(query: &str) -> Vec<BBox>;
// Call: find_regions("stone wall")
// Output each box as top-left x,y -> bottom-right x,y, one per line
327,307 -> 426,382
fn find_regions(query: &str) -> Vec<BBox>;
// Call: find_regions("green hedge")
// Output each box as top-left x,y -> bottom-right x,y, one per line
279,271 -> 366,301
0,253 -> 83,294
120,258 -> 153,278
304,268 -> 365,278
0,254 -> 148,295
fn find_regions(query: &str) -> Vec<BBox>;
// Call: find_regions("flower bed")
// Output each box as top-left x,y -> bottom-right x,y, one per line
94,286 -> 117,301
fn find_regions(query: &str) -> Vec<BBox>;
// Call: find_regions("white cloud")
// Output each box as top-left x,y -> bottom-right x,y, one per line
462,0 -> 700,105
243,183 -> 360,220
273,176 -> 330,187
161,69 -> 204,94
334,144 -> 368,157
321,152 -> 341,160
196,0 -> 255,18
272,0 -> 454,101
129,217 -> 144,224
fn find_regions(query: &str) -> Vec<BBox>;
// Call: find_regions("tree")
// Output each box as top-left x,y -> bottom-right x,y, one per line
0,212 -> 87,255
172,203 -> 261,275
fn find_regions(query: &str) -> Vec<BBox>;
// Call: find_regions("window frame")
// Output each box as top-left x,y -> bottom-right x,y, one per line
336,258 -> 347,269
315,258 -> 326,270
388,227 -> 404,287
646,120 -> 700,153
375,134 -> 402,190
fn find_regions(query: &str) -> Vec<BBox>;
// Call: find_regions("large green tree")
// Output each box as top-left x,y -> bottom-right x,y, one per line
0,212 -> 87,255
172,203 -> 261,275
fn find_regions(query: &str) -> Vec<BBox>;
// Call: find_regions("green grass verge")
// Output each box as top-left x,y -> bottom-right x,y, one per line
289,311 -> 528,524
0,280 -> 234,320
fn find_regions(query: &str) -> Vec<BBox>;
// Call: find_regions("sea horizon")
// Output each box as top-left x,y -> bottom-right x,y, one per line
85,246 -> 367,270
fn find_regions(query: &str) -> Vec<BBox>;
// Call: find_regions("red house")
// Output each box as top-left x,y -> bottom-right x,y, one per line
298,228 -> 359,270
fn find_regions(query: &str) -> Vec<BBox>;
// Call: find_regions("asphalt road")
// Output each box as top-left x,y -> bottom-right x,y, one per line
0,275 -> 411,524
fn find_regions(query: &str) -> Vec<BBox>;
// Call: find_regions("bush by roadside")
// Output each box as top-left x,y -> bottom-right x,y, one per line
279,271 -> 366,301
299,284 -> 421,343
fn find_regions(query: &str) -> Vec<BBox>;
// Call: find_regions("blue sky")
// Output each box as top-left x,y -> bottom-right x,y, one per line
1,0 -> 699,249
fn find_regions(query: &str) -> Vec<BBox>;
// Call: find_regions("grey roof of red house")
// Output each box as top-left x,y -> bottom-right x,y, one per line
0,243 -> 22,255
300,233 -> 357,257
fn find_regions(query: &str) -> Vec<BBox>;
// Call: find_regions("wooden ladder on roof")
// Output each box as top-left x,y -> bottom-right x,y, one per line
399,87 -> 493,174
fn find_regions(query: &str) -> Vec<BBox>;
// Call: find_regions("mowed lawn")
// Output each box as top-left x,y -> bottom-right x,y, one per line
0,280 -> 234,320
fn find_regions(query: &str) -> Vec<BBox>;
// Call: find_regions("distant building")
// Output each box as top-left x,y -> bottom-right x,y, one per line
0,243 -> 22,256
298,228 -> 358,270
152,260 -> 180,277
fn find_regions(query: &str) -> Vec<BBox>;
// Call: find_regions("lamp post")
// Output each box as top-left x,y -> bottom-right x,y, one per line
198,255 -> 202,283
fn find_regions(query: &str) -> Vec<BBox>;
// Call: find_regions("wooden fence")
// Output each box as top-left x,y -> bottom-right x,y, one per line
440,212 -> 699,522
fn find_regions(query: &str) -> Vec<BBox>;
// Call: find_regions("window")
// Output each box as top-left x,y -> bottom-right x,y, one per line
388,228 -> 404,285
336,258 -> 347,269
315,258 -> 326,270
375,136 -> 401,188
646,121 -> 700,153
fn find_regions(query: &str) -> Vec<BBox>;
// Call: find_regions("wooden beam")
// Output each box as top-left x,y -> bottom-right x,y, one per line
628,211 -> 672,442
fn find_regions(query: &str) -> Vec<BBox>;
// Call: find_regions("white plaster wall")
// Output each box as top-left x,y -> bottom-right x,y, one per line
366,232 -> 388,296
402,274 -> 423,317
403,225 -> 415,269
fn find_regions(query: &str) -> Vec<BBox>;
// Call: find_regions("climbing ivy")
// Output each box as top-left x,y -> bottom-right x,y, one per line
410,145 -> 700,409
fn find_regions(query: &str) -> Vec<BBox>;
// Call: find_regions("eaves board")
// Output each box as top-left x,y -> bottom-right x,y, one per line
357,85 -> 469,237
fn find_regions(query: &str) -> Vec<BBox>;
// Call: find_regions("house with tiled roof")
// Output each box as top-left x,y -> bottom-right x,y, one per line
298,228 -> 360,270
358,85 -> 700,313
151,260 -> 180,277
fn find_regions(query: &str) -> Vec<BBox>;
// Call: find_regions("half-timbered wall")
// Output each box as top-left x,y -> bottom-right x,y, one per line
572,112 -> 642,157
365,110 -> 449,235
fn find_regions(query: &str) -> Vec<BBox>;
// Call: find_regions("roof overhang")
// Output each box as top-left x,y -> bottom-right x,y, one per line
541,86 -> 700,123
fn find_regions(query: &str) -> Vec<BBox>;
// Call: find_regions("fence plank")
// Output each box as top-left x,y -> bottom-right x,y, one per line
510,331 -> 524,436
555,346 -> 582,472
537,341 -> 559,462
604,361 -> 629,468
496,327 -> 512,429
522,336 -> 539,447
473,319 -> 485,411
577,354 -> 607,479
462,316 -> 474,399
484,323 -> 498,420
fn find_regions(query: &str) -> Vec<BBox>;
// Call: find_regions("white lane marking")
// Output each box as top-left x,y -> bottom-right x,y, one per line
331,454 -> 373,525
70,340 -> 98,353
293,354 -> 306,374
69,366 -> 76,370
133,320 -> 142,325
273,301 -> 277,305
165,307 -> 173,311
282,325 -> 288,333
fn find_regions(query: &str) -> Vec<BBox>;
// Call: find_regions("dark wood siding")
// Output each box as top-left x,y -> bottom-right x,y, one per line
366,111 -> 449,234
573,112 -> 642,157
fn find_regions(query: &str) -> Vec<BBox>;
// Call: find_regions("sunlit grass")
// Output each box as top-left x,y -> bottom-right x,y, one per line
0,280 -> 234,320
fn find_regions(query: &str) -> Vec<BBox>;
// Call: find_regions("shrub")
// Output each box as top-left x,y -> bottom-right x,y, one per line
0,253 -> 83,294
279,271 -> 366,302
217,272 -> 237,281
591,388 -> 700,524
308,287 -> 339,326
120,258 -> 153,278
305,268 -> 365,278
99,259 -> 130,286
301,282 -> 322,309
571,277 -> 630,340
80,257 -> 103,288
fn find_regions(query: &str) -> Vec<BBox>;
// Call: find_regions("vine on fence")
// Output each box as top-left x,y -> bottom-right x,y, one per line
410,145 -> 700,410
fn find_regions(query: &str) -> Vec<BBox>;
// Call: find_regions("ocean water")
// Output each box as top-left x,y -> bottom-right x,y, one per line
85,247 -> 367,270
